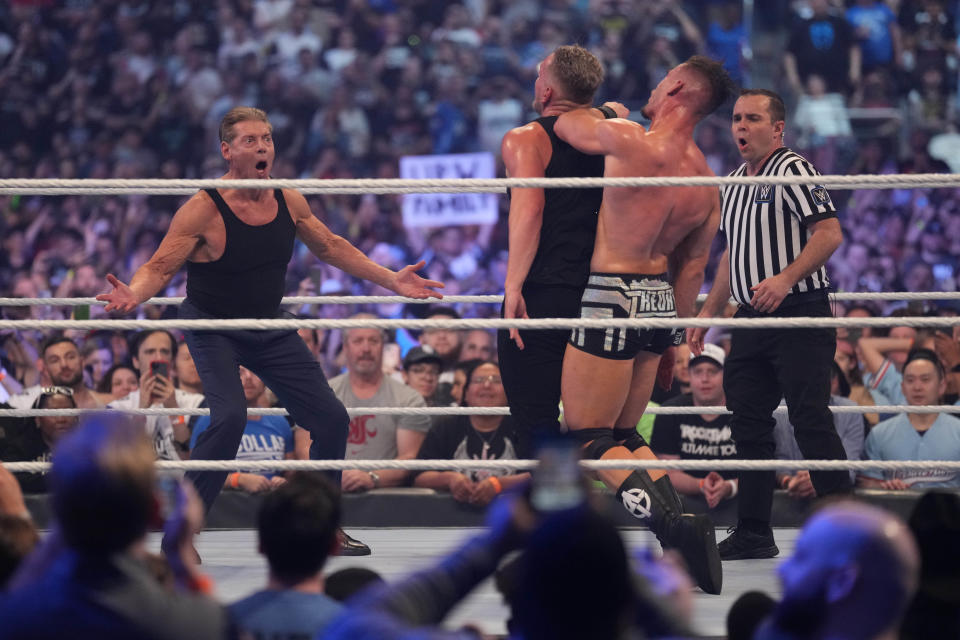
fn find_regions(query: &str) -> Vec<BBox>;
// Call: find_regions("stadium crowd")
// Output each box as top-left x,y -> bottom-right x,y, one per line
3,0 -> 960,638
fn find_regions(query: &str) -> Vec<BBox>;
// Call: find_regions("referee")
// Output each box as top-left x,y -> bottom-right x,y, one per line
689,88 -> 851,560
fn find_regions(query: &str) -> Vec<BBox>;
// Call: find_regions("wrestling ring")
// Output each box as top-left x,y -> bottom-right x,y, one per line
3,173 -> 960,637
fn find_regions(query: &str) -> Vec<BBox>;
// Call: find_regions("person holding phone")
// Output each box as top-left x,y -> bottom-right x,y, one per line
109,330 -> 205,462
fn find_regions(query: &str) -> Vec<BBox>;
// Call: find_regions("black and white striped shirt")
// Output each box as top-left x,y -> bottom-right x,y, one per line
720,147 -> 837,306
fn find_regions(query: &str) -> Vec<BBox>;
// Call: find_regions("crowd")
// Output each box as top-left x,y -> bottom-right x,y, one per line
0,0 -> 959,315
2,0 -> 960,635
1,413 -> 958,639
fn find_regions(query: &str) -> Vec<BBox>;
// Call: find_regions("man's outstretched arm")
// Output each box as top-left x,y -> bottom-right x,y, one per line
286,190 -> 443,299
98,195 -> 210,312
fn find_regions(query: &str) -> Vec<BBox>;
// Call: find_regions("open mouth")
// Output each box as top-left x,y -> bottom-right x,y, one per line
738,138 -> 747,148
256,161 -> 268,170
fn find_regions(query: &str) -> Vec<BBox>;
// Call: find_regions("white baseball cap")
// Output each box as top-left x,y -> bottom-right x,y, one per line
689,343 -> 725,368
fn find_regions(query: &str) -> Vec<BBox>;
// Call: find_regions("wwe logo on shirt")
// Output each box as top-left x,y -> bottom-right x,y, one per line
811,186 -> 831,205
621,488 -> 652,519
754,185 -> 773,203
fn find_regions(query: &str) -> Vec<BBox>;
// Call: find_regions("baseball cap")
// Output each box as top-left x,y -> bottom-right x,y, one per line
689,343 -> 725,369
403,345 -> 442,370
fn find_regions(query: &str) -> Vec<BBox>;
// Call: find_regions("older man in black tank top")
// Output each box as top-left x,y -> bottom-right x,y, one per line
499,45 -> 626,438
99,107 -> 442,555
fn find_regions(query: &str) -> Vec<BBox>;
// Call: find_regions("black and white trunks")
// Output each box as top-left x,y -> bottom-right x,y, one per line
568,273 -> 684,360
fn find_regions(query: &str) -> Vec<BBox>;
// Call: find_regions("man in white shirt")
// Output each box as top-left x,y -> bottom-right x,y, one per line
109,331 -> 204,461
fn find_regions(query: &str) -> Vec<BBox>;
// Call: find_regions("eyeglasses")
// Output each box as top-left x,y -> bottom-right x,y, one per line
470,375 -> 502,386
39,386 -> 74,396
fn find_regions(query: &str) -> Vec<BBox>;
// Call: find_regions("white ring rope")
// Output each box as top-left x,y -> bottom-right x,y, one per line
2,404 -> 956,419
2,291 -> 958,308
1,315 -> 959,332
3,458 -> 958,474
1,173 -> 959,195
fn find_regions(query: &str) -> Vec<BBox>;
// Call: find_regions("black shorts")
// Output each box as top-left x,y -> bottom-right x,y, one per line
568,273 -> 683,360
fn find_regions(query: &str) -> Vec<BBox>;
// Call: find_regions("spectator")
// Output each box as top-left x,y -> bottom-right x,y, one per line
651,344 -> 738,508
0,460 -> 37,589
0,415 -> 234,638
95,364 -> 140,401
324,496 -> 687,640
900,490 -> 960,639
413,361 -> 531,507
173,339 -> 203,395
651,341 -> 692,404
191,366 -> 293,494
79,335 -> 113,389
846,0 -> 903,74
228,473 -> 343,638
401,345 -> 447,406
774,361 -> 867,497
784,0 -> 861,96
108,330 -> 204,461
329,317 -> 432,493
755,502 -> 919,640
6,336 -> 112,410
834,339 -> 880,428
458,329 -> 495,363
419,306 -> 463,384
2,386 -> 80,494
857,323 -> 927,404
449,358 -> 483,406
859,349 -> 960,490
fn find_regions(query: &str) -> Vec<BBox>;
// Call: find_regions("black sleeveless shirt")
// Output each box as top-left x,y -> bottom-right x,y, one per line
523,115 -> 604,288
186,188 -> 296,319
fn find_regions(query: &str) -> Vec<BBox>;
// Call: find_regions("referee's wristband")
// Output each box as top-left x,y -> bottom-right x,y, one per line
596,105 -> 618,119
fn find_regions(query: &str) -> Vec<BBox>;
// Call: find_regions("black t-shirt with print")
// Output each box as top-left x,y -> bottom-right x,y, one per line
650,393 -> 738,480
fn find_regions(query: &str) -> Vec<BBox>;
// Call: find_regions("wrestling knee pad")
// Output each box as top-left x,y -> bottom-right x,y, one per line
571,427 -> 618,460
613,427 -> 649,452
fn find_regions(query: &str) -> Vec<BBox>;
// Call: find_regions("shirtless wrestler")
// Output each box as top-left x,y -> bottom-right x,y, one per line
554,56 -> 735,594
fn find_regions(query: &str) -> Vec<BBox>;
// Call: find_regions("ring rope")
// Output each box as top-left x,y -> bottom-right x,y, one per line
1,173 -> 959,195
2,404 -> 956,419
1,315 -> 958,332
3,291 -> 958,308
3,458 -> 958,474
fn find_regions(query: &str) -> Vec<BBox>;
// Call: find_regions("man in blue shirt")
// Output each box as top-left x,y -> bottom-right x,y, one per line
859,349 -> 960,490
229,473 -> 344,638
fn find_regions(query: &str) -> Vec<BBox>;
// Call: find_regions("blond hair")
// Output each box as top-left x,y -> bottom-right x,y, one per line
549,45 -> 604,104
219,106 -> 272,143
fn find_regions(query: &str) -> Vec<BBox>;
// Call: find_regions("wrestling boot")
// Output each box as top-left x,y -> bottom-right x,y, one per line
616,471 -> 722,595
339,529 -> 372,556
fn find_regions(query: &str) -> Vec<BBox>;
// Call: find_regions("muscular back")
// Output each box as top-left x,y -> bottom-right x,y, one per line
593,121 -> 717,275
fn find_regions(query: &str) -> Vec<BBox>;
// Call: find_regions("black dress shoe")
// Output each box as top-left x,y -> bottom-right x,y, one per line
718,526 -> 779,560
339,529 -> 371,556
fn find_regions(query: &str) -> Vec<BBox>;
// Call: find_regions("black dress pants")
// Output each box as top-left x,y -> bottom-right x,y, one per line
498,284 -> 582,437
723,295 -> 851,527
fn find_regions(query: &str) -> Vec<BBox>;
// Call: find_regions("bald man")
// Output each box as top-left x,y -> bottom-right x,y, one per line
757,502 -> 919,640
553,56 -> 735,595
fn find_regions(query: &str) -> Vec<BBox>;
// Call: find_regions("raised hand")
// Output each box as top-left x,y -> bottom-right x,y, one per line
392,261 -> 445,299
96,274 -> 139,313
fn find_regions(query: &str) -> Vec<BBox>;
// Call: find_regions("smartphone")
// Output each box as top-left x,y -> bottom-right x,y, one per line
151,360 -> 170,378
530,439 -> 585,512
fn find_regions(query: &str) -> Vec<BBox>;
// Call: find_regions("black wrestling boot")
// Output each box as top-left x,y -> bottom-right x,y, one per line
616,471 -> 722,595
339,529 -> 372,556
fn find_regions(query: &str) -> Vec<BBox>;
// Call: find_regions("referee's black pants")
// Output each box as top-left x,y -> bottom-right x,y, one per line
723,295 -> 851,529
498,284 -> 582,437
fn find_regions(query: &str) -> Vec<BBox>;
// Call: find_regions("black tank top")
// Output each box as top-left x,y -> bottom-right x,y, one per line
523,116 -> 604,288
186,189 -> 296,319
